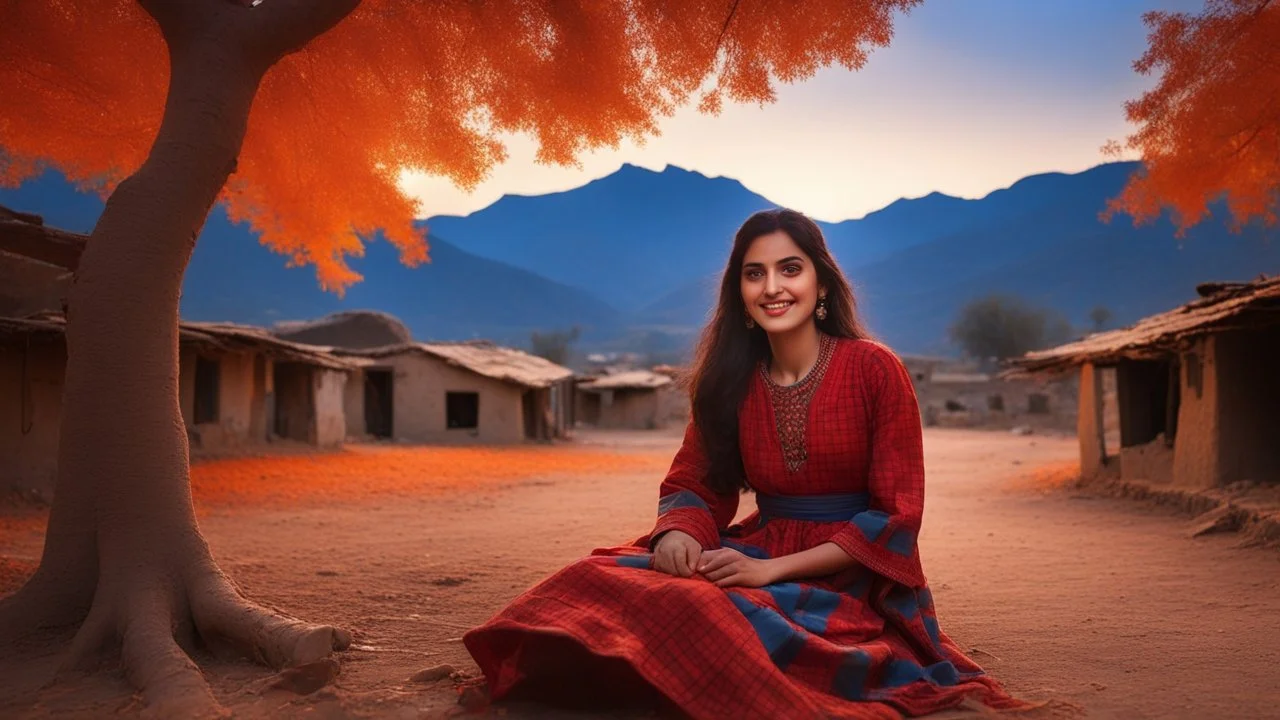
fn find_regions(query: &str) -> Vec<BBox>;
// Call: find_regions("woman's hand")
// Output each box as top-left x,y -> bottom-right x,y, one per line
653,530 -> 703,578
697,548 -> 779,588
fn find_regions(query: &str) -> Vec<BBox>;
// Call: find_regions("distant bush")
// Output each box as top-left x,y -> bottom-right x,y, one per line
949,295 -> 1076,369
530,326 -> 581,366
1089,305 -> 1113,332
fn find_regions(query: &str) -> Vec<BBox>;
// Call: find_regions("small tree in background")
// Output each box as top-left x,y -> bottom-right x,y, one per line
949,295 -> 1076,369
1089,305 -> 1114,332
531,326 -> 581,367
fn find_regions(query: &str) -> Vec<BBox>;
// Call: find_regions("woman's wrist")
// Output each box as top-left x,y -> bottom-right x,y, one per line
764,543 -> 856,584
764,556 -> 791,584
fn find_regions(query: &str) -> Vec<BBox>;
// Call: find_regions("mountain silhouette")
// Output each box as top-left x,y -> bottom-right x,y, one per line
4,161 -> 1277,356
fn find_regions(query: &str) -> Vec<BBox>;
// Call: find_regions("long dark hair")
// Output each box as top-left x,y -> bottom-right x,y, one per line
686,208 -> 871,494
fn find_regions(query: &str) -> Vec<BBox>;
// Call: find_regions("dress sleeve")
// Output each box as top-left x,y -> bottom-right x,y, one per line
646,420 -> 741,551
828,347 -> 928,588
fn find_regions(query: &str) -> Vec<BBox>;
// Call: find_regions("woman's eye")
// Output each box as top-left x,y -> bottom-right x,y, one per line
745,270 -> 762,280
783,264 -> 802,274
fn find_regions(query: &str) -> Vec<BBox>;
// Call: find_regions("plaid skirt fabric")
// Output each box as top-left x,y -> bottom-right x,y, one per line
464,340 -> 1023,718
463,518 -> 1021,719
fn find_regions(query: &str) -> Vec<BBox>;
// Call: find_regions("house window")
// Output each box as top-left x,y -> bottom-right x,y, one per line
988,394 -> 1005,411
1027,393 -> 1050,414
446,392 -> 479,429
194,356 -> 220,424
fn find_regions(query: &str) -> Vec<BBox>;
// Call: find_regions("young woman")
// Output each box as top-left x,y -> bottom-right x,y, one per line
462,209 -> 1023,719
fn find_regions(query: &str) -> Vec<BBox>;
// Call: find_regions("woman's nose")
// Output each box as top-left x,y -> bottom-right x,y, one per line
764,273 -> 781,295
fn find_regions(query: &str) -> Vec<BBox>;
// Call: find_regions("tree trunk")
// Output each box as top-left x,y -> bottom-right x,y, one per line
0,2 -> 358,716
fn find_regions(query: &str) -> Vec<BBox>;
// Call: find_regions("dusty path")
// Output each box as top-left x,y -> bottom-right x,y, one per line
2,428 -> 1278,719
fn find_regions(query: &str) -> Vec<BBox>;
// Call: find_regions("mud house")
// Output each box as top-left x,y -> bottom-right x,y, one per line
0,205 -> 76,318
885,353 -> 1074,431
900,354 -> 944,385
176,321 -> 355,451
1007,276 -> 1280,490
914,369 -> 1078,431
575,369 -> 686,430
0,313 -> 357,500
335,341 -> 574,444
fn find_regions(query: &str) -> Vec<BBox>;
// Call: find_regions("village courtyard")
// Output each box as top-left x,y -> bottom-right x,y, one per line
1,427 -> 1277,720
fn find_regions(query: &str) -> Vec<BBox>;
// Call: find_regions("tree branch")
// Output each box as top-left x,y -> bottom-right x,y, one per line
135,0 -> 224,47
0,206 -> 87,271
250,0 -> 362,60
715,0 -> 742,54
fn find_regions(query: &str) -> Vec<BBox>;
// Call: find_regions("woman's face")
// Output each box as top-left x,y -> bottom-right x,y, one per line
740,229 -> 824,336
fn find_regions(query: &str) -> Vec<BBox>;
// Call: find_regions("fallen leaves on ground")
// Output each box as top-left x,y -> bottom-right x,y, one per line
189,444 -> 671,510
0,556 -> 38,595
1,443 -> 672,594
1005,460 -> 1081,494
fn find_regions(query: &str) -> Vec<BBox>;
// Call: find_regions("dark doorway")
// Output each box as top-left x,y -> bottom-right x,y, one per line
1027,393 -> 1050,415
194,356 -> 220,424
273,362 -> 314,442
365,369 -> 394,438
522,390 -> 540,440
1117,359 -> 1177,447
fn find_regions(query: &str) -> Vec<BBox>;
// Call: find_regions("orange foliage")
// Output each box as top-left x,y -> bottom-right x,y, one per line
1105,0 -> 1280,233
188,445 -> 671,510
0,0 -> 918,291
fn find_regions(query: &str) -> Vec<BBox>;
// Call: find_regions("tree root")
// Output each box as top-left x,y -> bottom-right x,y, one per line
0,564 -> 96,645
122,598 -> 223,719
63,597 -> 115,671
189,570 -> 351,669
50,564 -> 351,718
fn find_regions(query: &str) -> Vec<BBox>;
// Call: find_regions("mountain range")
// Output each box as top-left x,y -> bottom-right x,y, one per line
2,161 -> 1278,359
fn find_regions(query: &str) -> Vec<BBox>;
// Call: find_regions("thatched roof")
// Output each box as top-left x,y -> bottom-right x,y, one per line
273,310 -> 413,349
0,313 -> 64,339
578,370 -> 673,392
1006,275 -> 1280,377
650,364 -> 685,379
336,341 -> 573,388
0,205 -> 87,271
0,313 -> 355,371
181,320 -> 357,370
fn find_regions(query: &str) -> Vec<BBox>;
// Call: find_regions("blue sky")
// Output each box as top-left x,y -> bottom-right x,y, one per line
400,0 -> 1205,222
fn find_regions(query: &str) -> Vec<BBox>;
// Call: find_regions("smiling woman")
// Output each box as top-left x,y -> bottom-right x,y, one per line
742,236 -> 823,336
463,210 -> 1029,719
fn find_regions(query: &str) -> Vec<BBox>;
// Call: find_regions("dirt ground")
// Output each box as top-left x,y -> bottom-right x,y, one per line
1,428 -> 1278,719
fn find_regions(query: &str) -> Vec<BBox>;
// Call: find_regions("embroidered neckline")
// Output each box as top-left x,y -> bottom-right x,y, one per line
760,334 -> 837,472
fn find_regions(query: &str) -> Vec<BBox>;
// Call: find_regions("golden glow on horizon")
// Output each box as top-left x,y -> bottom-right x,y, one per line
398,1 -> 1175,223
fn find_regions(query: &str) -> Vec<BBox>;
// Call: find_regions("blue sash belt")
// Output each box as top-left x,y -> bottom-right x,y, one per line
755,492 -> 870,523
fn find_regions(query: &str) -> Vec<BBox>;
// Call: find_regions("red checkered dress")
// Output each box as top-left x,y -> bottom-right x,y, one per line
463,338 -> 1024,719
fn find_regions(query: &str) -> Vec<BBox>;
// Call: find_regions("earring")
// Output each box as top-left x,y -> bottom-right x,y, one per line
745,314 -> 755,329
815,295 -> 828,321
